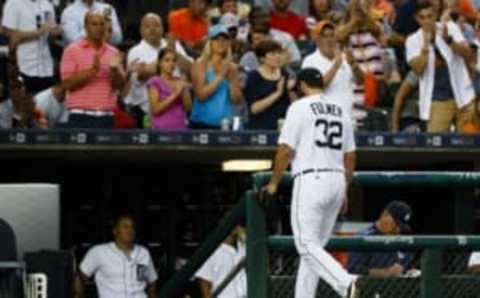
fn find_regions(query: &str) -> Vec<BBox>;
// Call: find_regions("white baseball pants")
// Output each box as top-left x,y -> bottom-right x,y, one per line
291,172 -> 355,298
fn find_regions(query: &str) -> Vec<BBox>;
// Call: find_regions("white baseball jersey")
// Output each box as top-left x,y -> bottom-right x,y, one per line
278,93 -> 356,175
468,252 -> 480,267
195,242 -> 246,298
80,242 -> 158,298
284,93 -> 357,298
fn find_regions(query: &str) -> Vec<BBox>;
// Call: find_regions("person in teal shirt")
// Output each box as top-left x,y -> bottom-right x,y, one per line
190,24 -> 244,129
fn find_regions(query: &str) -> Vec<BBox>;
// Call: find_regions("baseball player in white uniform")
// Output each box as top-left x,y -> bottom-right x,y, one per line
468,252 -> 480,273
263,68 -> 359,298
74,215 -> 158,298
195,226 -> 247,298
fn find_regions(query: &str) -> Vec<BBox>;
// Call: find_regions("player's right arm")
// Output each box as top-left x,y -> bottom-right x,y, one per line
197,278 -> 212,298
265,144 -> 294,195
265,104 -> 302,195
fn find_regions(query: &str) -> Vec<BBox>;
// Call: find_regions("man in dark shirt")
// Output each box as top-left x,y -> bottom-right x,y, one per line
389,0 -> 419,76
347,201 -> 413,277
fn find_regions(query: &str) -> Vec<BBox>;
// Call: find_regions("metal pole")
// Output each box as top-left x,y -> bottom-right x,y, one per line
421,249 -> 442,298
246,190 -> 268,298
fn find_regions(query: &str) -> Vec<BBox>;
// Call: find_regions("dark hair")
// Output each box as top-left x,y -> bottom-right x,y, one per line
157,48 -> 177,74
414,1 -> 432,14
217,0 -> 236,7
254,40 -> 282,59
251,23 -> 269,35
249,6 -> 269,23
297,68 -> 324,89
248,24 -> 269,44
309,0 -> 331,20
112,214 -> 135,228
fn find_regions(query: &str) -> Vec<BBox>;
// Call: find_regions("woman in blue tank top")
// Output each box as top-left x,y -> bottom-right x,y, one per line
190,25 -> 244,129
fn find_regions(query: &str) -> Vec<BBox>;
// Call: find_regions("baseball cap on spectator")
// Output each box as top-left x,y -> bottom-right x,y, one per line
385,201 -> 412,233
208,24 -> 230,39
312,20 -> 335,38
297,68 -> 323,89
220,12 -> 240,30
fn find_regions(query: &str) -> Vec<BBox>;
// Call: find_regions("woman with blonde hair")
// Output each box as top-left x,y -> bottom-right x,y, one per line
190,24 -> 243,129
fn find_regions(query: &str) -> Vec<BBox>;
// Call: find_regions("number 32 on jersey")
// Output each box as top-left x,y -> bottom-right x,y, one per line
315,119 -> 343,150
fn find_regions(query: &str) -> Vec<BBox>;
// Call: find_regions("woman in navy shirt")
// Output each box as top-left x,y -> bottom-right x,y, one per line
244,40 -> 294,130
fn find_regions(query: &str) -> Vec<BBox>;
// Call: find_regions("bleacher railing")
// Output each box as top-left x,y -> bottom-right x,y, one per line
1,129 -> 480,148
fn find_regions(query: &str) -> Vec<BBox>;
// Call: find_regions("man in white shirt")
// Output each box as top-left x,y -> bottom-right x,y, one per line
302,21 -> 363,121
262,68 -> 359,298
406,2 -> 475,132
124,13 -> 192,127
61,0 -> 122,45
195,225 -> 246,298
33,81 -> 68,127
74,215 -> 158,298
2,0 -> 62,94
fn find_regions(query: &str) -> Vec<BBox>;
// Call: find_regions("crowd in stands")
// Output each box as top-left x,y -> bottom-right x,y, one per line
0,0 -> 479,132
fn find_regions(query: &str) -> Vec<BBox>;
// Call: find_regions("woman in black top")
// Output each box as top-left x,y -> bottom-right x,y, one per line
244,40 -> 293,130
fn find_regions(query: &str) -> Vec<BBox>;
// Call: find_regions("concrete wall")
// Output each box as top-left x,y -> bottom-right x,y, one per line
0,184 -> 60,258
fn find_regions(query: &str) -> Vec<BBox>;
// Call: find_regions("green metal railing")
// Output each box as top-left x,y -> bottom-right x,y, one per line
158,197 -> 246,297
158,171 -> 480,298
252,171 -> 480,191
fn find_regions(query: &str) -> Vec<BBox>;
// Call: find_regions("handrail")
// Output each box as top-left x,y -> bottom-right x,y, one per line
269,235 -> 480,251
158,197 -> 246,298
252,171 -> 480,191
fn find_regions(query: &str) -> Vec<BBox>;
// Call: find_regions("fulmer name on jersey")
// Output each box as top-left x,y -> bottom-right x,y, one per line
309,102 -> 343,118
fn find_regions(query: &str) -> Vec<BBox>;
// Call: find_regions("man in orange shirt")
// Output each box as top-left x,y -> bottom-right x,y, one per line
168,0 -> 209,48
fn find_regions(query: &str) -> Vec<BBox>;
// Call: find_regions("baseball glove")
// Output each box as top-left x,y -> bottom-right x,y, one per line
257,188 -> 282,226
257,188 -> 276,210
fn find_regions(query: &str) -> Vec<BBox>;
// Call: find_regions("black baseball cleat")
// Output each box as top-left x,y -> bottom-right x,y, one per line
347,277 -> 361,298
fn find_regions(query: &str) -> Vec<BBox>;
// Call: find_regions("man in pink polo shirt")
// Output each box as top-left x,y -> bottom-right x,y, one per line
61,11 -> 126,129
